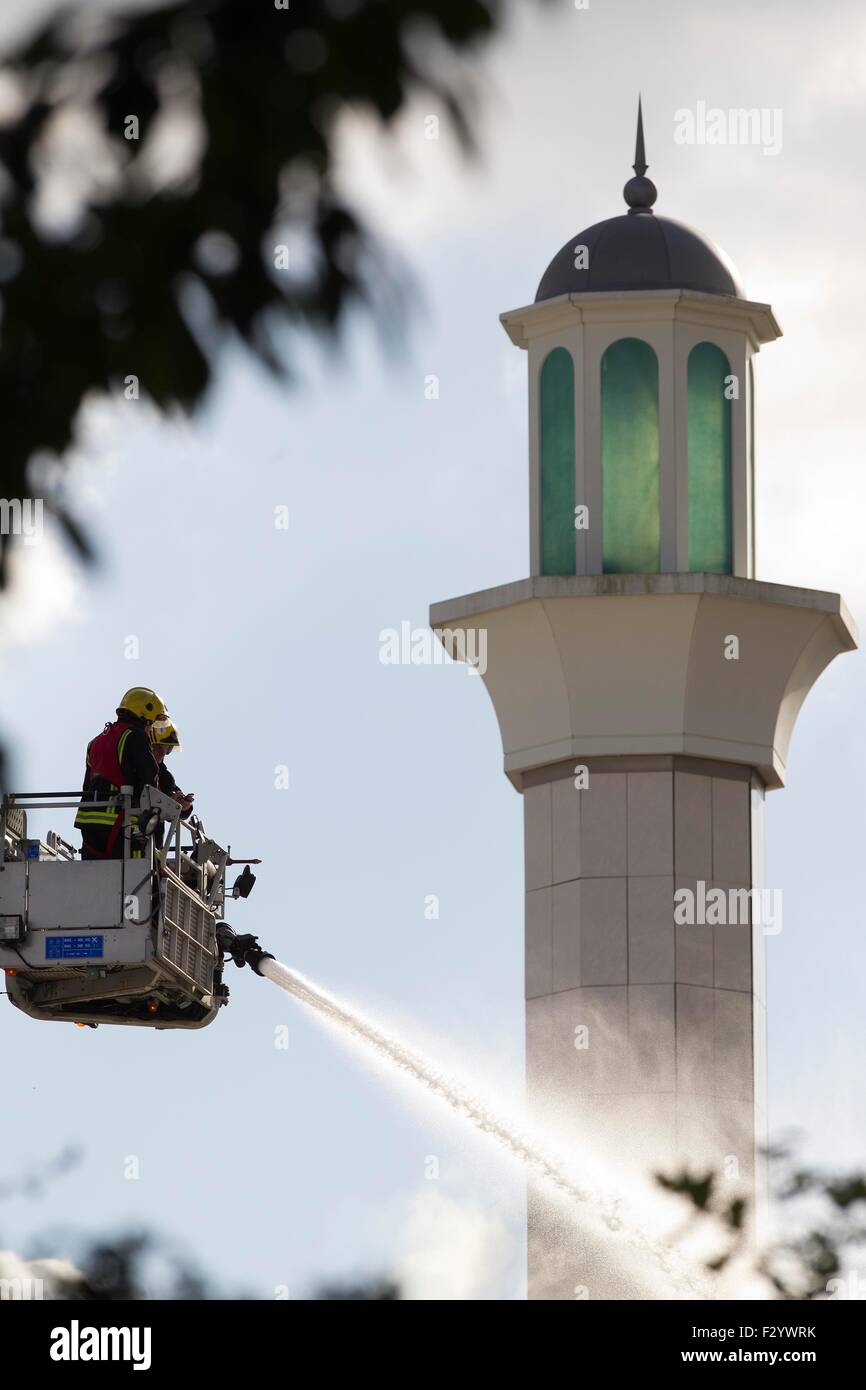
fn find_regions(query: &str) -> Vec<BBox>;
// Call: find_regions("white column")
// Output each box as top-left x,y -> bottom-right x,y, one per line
524,756 -> 764,1300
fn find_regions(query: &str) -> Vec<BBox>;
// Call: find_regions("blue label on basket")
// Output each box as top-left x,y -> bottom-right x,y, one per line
46,935 -> 105,960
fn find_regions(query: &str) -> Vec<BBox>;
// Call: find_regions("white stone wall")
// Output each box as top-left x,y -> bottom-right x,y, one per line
523,755 -> 767,1299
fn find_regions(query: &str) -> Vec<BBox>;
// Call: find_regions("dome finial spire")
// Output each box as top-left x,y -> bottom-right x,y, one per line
633,94 -> 648,177
623,96 -> 657,215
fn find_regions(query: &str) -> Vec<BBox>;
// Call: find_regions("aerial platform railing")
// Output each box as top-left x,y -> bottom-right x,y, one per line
1,788 -> 168,866
1,790 -> 121,865
1,788 -> 253,920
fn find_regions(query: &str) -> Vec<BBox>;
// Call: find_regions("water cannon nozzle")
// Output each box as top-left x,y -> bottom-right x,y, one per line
216,923 -> 274,976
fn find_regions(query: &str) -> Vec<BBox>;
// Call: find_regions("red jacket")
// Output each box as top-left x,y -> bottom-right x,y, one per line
87,718 -> 138,787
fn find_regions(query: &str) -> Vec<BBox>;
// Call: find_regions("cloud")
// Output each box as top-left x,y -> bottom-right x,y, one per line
0,528 -> 82,650
394,1186 -> 515,1300
0,1248 -> 83,1299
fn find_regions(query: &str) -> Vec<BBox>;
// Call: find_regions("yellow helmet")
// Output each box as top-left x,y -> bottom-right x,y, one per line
117,687 -> 167,723
151,718 -> 181,752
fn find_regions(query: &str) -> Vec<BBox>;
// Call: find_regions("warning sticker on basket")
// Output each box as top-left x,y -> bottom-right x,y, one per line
45,935 -> 105,960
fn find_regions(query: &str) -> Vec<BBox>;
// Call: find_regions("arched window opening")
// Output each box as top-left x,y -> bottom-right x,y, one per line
601,338 -> 660,573
687,342 -> 733,574
539,347 -> 576,576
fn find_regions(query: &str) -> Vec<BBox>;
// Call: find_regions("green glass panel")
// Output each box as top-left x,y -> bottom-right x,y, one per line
540,347 -> 576,576
601,338 -> 660,573
688,342 -> 732,574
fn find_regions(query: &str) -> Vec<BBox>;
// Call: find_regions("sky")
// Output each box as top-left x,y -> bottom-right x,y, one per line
1,0 -> 865,1299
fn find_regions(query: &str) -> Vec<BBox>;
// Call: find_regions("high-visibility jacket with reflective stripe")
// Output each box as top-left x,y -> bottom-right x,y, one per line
74,721 -> 137,831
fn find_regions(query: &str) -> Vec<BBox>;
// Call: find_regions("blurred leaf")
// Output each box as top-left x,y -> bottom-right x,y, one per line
0,0 -> 518,583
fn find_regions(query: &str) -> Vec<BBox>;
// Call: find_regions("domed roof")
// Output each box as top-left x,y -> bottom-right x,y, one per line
535,213 -> 744,301
535,102 -> 744,303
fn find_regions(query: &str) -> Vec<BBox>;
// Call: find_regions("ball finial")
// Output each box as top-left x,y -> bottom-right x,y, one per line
624,174 -> 658,212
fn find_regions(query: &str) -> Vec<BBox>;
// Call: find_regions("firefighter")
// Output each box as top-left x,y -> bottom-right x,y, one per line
74,688 -> 167,860
150,719 -> 194,817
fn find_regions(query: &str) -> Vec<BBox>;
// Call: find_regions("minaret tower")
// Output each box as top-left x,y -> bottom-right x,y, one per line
431,104 -> 857,1299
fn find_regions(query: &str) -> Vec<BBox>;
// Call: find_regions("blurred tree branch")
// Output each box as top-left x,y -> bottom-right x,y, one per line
0,0 -> 531,584
0,1144 -> 82,1202
658,1143 -> 866,1299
